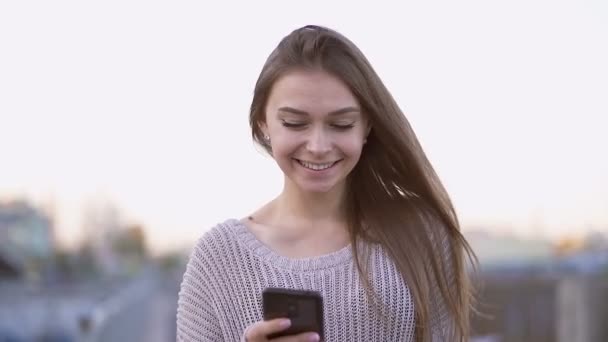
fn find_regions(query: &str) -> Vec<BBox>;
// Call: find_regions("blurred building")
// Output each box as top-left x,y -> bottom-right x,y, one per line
0,200 -> 54,279
553,230 -> 608,274
465,229 -> 554,267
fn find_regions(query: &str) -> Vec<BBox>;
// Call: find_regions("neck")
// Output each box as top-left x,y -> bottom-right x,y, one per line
246,178 -> 351,257
276,178 -> 347,225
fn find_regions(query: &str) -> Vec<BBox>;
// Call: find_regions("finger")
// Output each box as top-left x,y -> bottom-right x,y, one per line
245,318 -> 291,340
271,332 -> 320,342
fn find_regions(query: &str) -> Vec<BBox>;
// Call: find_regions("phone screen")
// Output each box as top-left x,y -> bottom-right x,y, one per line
262,287 -> 324,339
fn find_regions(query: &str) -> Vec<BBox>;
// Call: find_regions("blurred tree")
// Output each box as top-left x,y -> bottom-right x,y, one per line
554,237 -> 584,256
157,250 -> 186,272
112,224 -> 147,259
78,198 -> 150,276
108,224 -> 148,275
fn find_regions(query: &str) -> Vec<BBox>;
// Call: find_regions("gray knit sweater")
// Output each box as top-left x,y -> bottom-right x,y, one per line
176,218 -> 421,341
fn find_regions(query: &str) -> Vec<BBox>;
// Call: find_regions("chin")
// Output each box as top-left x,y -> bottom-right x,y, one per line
295,180 -> 343,195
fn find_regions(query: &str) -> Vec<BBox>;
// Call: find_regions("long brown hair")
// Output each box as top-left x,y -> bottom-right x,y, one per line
249,25 -> 478,342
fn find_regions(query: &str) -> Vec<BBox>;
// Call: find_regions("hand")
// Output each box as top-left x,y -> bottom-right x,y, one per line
243,318 -> 320,342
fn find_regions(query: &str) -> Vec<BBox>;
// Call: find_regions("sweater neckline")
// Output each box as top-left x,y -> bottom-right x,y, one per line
225,218 -> 353,271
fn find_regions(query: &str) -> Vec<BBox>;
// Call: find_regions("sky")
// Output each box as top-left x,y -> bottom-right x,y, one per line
1,0 -> 607,254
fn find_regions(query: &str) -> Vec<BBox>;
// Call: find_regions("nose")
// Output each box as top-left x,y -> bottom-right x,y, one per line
305,128 -> 332,155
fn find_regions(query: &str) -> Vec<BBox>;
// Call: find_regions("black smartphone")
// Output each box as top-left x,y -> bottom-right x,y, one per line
262,287 -> 324,340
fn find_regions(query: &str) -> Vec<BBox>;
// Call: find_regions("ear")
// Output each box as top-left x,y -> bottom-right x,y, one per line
365,121 -> 372,140
258,121 -> 269,138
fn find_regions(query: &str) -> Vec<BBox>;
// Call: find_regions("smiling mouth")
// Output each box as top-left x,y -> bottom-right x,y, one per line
294,159 -> 341,171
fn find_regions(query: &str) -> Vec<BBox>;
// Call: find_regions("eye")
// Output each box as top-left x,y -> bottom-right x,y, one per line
281,121 -> 307,129
331,123 -> 355,130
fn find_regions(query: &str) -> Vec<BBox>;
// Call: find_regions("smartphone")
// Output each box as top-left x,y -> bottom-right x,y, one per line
262,287 -> 324,340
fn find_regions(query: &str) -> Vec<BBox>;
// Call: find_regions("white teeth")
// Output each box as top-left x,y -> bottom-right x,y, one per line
298,160 -> 336,171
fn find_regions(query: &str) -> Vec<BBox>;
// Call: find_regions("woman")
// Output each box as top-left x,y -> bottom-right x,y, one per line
177,25 -> 477,342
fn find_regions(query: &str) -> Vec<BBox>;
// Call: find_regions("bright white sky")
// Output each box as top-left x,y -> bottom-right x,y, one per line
1,1 -> 606,253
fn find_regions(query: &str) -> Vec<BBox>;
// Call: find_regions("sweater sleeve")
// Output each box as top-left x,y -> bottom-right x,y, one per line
176,240 -> 224,342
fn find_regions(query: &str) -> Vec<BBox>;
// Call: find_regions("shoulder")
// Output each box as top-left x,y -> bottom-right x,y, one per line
184,218 -> 247,277
195,218 -> 243,249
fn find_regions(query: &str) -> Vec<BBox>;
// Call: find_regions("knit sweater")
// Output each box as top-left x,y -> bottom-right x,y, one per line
176,218 -> 437,341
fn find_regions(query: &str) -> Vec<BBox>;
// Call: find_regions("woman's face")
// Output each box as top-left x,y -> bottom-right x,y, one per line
262,69 -> 370,194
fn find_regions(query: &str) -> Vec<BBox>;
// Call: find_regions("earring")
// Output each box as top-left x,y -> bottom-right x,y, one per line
264,135 -> 270,143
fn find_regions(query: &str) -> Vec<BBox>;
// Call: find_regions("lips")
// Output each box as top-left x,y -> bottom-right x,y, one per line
294,159 -> 341,171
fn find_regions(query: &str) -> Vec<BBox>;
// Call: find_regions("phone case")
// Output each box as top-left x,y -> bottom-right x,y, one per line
262,287 -> 324,339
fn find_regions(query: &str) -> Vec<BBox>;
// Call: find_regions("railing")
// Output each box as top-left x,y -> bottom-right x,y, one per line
472,272 -> 608,342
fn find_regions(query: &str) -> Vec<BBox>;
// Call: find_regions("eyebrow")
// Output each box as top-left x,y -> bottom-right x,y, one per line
277,106 -> 360,116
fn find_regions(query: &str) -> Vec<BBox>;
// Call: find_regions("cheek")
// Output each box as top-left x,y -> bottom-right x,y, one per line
269,135 -> 300,158
337,136 -> 366,157
345,145 -> 364,161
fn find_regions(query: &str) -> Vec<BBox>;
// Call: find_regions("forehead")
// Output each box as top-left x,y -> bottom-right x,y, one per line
266,69 -> 360,115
